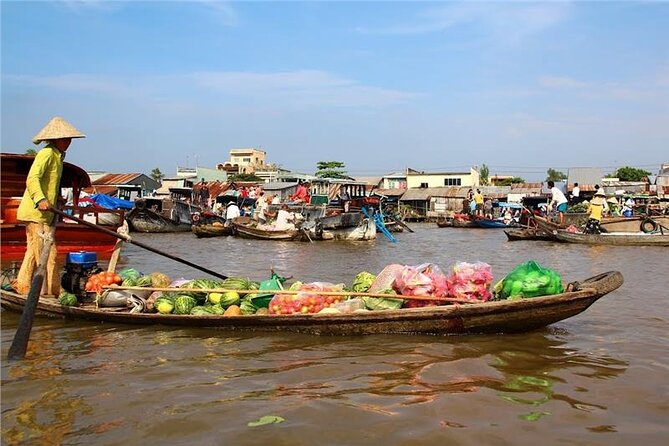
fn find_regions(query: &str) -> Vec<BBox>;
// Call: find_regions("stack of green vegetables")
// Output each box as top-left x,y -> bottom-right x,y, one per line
492,261 -> 563,300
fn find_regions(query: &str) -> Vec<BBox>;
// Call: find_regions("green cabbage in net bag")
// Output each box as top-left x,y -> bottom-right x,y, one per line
492,261 -> 563,300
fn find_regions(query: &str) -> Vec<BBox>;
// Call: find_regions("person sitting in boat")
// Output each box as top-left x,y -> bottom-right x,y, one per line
584,189 -> 606,234
224,201 -> 240,226
502,208 -> 513,225
265,204 -> 297,231
289,181 -> 310,204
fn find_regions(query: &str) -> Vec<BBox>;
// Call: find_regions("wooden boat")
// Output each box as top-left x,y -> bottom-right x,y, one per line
232,216 -> 302,241
126,196 -> 200,233
436,218 -> 453,228
504,228 -> 554,241
1,153 -> 125,260
191,212 -> 233,238
554,230 -> 669,246
476,218 -> 517,229
452,217 -> 477,228
533,214 -> 668,235
0,271 -> 623,335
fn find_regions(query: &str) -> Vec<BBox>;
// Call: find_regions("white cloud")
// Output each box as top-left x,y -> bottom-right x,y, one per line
3,70 -> 417,108
539,76 -> 588,88
356,2 -> 571,43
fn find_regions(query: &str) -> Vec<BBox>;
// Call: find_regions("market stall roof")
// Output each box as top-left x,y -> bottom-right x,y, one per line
372,188 -> 406,198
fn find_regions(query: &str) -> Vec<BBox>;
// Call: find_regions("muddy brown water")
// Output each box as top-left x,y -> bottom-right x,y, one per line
1,225 -> 668,445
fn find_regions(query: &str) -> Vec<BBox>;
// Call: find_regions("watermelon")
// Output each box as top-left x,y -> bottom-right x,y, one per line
58,292 -> 78,307
119,268 -> 142,281
135,275 -> 153,287
173,295 -> 198,315
190,306 -> 215,316
155,297 -> 174,314
150,272 -> 170,288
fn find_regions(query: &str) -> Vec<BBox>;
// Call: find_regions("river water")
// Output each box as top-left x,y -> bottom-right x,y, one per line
1,225 -> 667,445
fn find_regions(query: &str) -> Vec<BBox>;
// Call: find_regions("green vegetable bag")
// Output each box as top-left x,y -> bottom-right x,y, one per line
493,261 -> 563,300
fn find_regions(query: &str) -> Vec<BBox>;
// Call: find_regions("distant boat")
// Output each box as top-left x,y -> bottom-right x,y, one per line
554,230 -> 669,246
190,211 -> 232,238
126,196 -> 200,233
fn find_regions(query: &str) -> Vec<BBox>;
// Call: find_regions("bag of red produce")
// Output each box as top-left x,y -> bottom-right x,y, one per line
445,261 -> 493,302
269,282 -> 345,315
393,263 -> 449,308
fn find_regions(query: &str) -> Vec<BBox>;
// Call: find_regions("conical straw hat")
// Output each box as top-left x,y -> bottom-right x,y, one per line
32,116 -> 86,144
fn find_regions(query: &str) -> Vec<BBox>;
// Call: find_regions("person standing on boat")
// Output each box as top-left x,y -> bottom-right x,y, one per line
197,178 -> 209,208
570,183 -> 580,204
338,186 -> 351,213
473,189 -> 484,217
224,200 -> 241,226
584,189 -> 606,234
253,191 -> 269,223
13,117 -> 86,296
547,181 -> 568,225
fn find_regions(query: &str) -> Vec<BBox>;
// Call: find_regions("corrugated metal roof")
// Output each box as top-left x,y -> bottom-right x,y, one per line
400,188 -> 434,201
83,185 -> 118,195
93,173 -> 142,185
263,182 -> 298,191
567,168 -> 603,187
374,188 -> 406,197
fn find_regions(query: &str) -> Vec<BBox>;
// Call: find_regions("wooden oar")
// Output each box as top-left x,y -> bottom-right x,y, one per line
49,208 -> 228,280
8,223 -> 57,360
106,221 -> 128,273
104,285 -> 484,304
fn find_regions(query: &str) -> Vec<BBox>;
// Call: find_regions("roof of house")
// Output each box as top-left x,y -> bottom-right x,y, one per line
93,173 -> 143,185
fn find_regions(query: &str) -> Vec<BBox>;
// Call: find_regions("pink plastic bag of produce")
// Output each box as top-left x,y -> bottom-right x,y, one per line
445,261 -> 493,301
393,263 -> 449,308
269,282 -> 344,315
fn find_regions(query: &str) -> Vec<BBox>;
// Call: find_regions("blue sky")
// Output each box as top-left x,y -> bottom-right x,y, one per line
2,1 -> 668,180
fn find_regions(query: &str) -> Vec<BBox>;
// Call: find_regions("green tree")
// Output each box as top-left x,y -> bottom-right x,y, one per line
25,148 -> 37,155
611,166 -> 651,182
229,173 -> 263,182
479,164 -> 489,186
545,168 -> 567,182
496,177 -> 525,186
315,160 -> 348,179
150,168 -> 164,182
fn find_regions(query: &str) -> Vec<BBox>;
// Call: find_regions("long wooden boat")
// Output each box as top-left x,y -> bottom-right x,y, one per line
1,153 -> 125,260
126,197 -> 199,233
554,230 -> 669,246
452,217 -> 477,228
533,214 -> 668,235
504,228 -> 554,241
232,217 -> 302,241
0,271 -> 623,335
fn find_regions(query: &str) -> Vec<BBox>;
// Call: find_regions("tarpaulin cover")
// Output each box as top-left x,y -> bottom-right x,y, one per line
90,194 -> 134,210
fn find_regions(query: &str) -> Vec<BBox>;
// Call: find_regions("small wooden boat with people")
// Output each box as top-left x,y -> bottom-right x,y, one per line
0,271 -> 623,335
190,211 -> 232,238
232,216 -> 303,241
553,230 -> 669,247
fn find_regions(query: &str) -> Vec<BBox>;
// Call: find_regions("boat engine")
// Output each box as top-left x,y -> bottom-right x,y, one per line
61,251 -> 102,299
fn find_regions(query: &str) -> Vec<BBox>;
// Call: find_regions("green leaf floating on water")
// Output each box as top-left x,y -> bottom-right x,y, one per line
248,415 -> 286,427
520,411 -> 551,421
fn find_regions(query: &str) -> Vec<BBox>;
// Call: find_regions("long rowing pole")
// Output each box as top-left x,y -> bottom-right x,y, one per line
50,208 -> 228,281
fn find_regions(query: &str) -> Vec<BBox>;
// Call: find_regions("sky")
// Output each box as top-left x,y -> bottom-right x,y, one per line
2,1 -> 668,181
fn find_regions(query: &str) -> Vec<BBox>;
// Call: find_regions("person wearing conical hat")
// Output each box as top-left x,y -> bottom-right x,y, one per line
584,188 -> 607,234
13,117 -> 86,297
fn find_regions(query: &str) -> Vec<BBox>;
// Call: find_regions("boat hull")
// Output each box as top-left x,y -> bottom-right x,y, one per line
554,230 -> 669,246
504,228 -> 554,241
126,208 -> 192,233
0,271 -> 623,335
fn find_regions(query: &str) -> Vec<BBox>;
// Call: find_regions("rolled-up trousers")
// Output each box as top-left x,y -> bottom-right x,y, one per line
14,222 -> 60,296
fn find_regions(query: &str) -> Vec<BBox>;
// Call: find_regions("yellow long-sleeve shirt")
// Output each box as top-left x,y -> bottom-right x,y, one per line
16,145 -> 64,224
